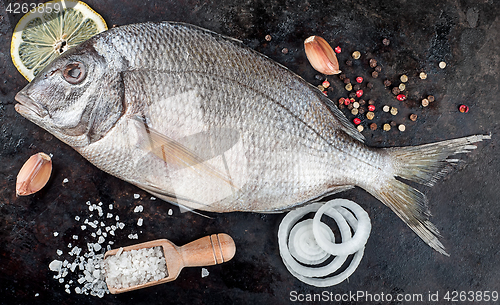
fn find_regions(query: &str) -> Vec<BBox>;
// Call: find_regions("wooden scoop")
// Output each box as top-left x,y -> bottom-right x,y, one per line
104,233 -> 236,294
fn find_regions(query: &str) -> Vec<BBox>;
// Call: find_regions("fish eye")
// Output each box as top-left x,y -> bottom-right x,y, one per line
63,62 -> 86,84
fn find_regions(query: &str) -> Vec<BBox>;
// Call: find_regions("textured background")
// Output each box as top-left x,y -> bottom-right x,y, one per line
1,0 -> 499,304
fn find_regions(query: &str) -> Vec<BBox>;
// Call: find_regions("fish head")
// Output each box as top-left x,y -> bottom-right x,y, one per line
15,39 -> 124,148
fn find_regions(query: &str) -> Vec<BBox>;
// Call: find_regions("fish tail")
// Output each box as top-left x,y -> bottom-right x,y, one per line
387,134 -> 491,187
369,134 -> 491,256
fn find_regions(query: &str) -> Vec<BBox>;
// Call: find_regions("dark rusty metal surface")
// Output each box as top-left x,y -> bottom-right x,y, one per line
1,0 -> 499,304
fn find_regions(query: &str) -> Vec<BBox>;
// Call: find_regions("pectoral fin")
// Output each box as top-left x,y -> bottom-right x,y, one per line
130,116 -> 239,194
148,129 -> 235,187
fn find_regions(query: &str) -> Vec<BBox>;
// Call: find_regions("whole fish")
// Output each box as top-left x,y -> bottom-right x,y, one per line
15,22 -> 488,255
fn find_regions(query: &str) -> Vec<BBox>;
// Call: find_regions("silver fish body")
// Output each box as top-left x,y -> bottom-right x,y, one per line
15,22 -> 489,254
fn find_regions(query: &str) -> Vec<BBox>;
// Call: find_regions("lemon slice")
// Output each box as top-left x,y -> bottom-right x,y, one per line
11,0 -> 107,81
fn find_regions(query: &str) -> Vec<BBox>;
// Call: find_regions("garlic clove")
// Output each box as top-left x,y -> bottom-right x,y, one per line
16,152 -> 52,196
304,36 -> 341,75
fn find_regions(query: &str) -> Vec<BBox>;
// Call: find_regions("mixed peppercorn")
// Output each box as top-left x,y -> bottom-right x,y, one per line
296,34 -> 465,134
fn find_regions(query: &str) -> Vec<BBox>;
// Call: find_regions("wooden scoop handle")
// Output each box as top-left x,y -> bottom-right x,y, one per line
179,233 -> 236,267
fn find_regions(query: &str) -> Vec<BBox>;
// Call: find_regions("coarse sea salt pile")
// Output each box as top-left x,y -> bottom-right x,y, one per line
48,199 -> 146,297
104,246 -> 168,289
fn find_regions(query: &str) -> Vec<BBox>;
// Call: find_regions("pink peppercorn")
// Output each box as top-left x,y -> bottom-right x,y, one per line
322,80 -> 330,89
344,98 -> 351,105
396,94 -> 406,101
459,104 -> 469,113
353,118 -> 361,125
356,77 -> 363,83
335,46 -> 342,53
368,104 -> 375,112
356,90 -> 363,98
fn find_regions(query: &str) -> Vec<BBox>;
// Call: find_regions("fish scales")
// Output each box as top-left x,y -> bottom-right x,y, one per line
15,22 -> 489,254
89,69 -> 351,211
99,23 -> 358,145
95,23 -> 365,208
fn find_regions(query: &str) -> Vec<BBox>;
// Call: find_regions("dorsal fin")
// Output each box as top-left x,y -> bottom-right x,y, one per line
315,90 -> 365,143
166,22 -> 365,143
154,22 -> 365,145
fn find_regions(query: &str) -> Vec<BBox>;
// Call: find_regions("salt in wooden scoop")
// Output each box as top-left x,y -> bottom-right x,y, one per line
104,233 -> 236,294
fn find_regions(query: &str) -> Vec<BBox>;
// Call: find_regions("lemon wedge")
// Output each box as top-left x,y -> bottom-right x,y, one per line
11,0 -> 107,81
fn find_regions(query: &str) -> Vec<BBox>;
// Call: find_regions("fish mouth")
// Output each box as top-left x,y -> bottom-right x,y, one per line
15,92 -> 48,118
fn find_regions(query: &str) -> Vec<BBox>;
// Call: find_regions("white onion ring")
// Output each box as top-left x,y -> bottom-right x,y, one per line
278,203 -> 350,278
284,247 -> 365,287
277,199 -> 371,287
288,219 -> 333,265
312,199 -> 371,256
